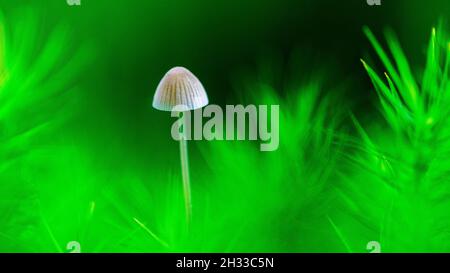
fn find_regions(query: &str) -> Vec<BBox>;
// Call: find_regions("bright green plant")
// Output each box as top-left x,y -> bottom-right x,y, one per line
338,24 -> 450,252
0,8 -> 92,252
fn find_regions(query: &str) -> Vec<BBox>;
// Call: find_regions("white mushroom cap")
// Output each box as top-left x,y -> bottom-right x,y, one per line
153,67 -> 209,111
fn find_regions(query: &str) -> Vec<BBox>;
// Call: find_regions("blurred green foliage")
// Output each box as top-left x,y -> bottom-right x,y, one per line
0,1 -> 449,253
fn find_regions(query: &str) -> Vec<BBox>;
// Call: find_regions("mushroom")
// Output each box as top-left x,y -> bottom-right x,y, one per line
152,66 -> 208,225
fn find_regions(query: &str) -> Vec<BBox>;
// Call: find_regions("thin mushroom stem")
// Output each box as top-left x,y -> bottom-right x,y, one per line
179,112 -> 192,227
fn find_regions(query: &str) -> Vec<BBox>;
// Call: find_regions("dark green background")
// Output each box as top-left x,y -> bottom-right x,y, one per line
0,0 -> 449,252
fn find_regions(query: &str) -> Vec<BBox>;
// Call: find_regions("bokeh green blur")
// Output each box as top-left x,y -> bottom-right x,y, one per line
0,0 -> 449,252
